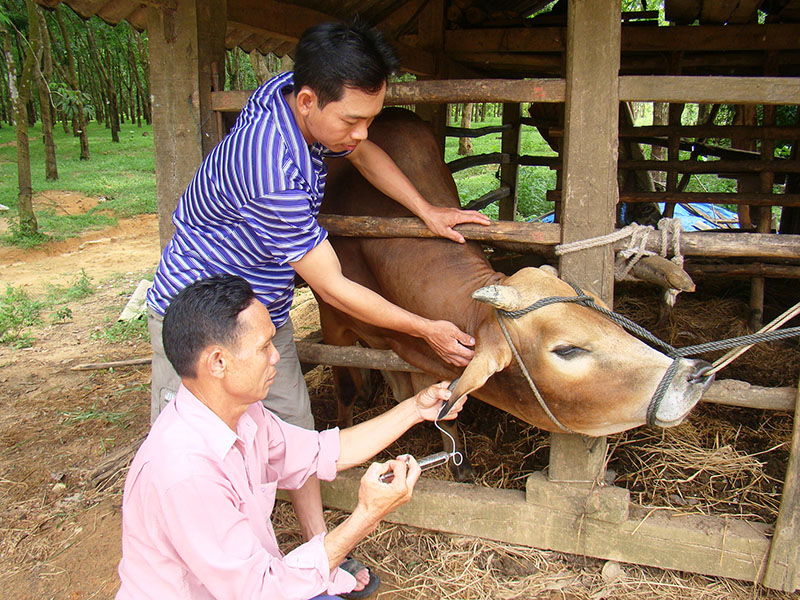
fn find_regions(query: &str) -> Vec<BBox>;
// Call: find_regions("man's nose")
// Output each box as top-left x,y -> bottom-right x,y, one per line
352,123 -> 368,141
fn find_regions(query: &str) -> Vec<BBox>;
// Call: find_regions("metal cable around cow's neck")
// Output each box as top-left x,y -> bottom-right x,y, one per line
495,310 -> 575,434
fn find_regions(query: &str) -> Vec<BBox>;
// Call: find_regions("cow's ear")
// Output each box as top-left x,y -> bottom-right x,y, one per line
451,318 -> 512,401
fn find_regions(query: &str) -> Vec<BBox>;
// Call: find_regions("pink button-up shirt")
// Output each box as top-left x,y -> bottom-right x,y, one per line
116,385 -> 356,599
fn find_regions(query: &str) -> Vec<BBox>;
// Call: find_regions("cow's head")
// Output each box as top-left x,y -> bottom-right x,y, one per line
451,266 -> 712,436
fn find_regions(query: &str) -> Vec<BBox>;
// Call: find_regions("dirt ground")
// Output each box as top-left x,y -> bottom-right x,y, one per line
1,192 -> 798,599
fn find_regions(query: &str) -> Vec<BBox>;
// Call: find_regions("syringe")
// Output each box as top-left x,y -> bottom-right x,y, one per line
378,451 -> 451,483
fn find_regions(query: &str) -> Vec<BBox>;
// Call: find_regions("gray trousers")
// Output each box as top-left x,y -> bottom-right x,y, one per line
148,307 -> 314,429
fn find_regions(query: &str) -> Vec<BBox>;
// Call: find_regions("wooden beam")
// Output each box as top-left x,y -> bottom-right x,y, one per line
295,341 -> 422,373
619,76 -> 800,105
619,159 -> 800,174
212,78 -> 565,113
686,262 -> 800,279
67,349 -> 800,414
613,191 -> 800,207
318,214 -> 800,260
620,125 -> 800,139
444,23 -> 800,54
320,469 -> 772,584
445,123 -> 512,138
318,215 -> 561,245
463,186 -> 511,211
447,152 -> 511,172
384,78 -> 566,104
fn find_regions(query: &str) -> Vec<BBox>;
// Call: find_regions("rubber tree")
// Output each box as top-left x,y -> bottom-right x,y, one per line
2,0 -> 38,234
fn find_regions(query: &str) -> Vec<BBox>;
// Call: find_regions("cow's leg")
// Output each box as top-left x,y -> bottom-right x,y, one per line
331,366 -> 373,429
318,303 -> 375,429
410,373 -> 476,482
380,369 -> 414,403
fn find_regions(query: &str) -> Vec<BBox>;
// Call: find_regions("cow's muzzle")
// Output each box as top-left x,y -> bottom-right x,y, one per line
647,358 -> 715,428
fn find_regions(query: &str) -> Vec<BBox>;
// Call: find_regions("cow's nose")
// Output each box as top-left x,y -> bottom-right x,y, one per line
688,359 -> 714,390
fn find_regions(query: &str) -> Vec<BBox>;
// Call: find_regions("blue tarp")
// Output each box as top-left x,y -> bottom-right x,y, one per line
655,203 -> 739,231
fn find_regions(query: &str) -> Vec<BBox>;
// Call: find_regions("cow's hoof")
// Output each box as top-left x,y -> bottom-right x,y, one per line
450,458 -> 476,482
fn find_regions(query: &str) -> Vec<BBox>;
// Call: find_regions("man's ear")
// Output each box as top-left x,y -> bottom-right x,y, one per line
294,86 -> 317,116
201,346 -> 227,380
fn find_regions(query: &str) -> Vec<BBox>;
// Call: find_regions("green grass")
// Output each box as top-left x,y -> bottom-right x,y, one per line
0,271 -> 99,347
0,285 -> 44,348
90,317 -> 149,343
0,120 -> 156,246
445,116 -> 557,220
47,269 -> 96,303
61,405 -> 135,428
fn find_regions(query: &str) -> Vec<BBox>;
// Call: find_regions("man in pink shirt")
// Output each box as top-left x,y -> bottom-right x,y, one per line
117,274 -> 465,599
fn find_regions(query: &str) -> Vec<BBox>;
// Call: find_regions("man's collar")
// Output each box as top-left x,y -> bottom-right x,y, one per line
174,385 -> 240,460
270,72 -> 317,176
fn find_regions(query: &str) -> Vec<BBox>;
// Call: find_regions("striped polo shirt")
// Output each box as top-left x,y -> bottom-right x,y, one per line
147,72 -> 349,327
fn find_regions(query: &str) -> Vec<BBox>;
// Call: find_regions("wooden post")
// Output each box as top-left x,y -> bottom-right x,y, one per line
146,0 -> 226,249
498,103 -> 521,221
750,55 -> 779,330
414,0 -> 447,154
662,53 -> 684,219
762,377 -> 800,591
549,0 -> 620,484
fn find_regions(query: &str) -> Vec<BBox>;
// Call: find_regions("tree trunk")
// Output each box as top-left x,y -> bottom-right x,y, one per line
458,102 -> 473,156
55,5 -> 89,159
126,28 -> 145,127
249,50 -> 270,85
227,47 -> 241,90
34,5 -> 58,180
86,23 -> 119,142
4,6 -> 38,235
133,30 -> 151,124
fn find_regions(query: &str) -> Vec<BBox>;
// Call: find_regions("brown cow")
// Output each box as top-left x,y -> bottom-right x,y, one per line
318,108 -> 712,477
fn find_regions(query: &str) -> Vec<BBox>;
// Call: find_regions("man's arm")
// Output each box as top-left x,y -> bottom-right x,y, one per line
336,381 -> 462,469
323,382 -> 465,571
346,139 -> 491,243
291,240 -> 475,366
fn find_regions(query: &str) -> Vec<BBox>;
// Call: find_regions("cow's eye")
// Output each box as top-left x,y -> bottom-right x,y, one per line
552,345 -> 586,358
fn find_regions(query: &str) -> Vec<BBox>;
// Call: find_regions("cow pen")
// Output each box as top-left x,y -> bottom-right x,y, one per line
213,12 -> 800,593
38,0 -> 800,592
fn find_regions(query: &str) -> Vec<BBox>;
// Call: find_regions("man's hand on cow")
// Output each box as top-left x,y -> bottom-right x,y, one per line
412,381 -> 467,422
421,205 -> 491,244
424,320 -> 475,366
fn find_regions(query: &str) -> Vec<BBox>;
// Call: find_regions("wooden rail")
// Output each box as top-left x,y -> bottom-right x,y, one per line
318,215 -> 800,260
211,76 -> 800,113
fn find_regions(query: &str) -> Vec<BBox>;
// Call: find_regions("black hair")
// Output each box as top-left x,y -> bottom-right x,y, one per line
293,19 -> 400,108
162,274 -> 257,378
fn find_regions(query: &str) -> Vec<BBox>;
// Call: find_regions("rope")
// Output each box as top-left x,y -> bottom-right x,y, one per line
496,281 -> 800,427
708,300 -> 800,376
554,220 -> 686,300
495,311 -> 574,434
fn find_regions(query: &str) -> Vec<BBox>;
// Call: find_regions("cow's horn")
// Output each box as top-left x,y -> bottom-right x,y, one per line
471,284 -> 523,311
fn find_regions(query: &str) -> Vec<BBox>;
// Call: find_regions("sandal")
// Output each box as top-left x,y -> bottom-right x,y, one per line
338,557 -> 380,599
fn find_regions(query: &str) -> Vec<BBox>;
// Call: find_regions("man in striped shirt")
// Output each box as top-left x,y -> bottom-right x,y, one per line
145,20 -> 488,595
